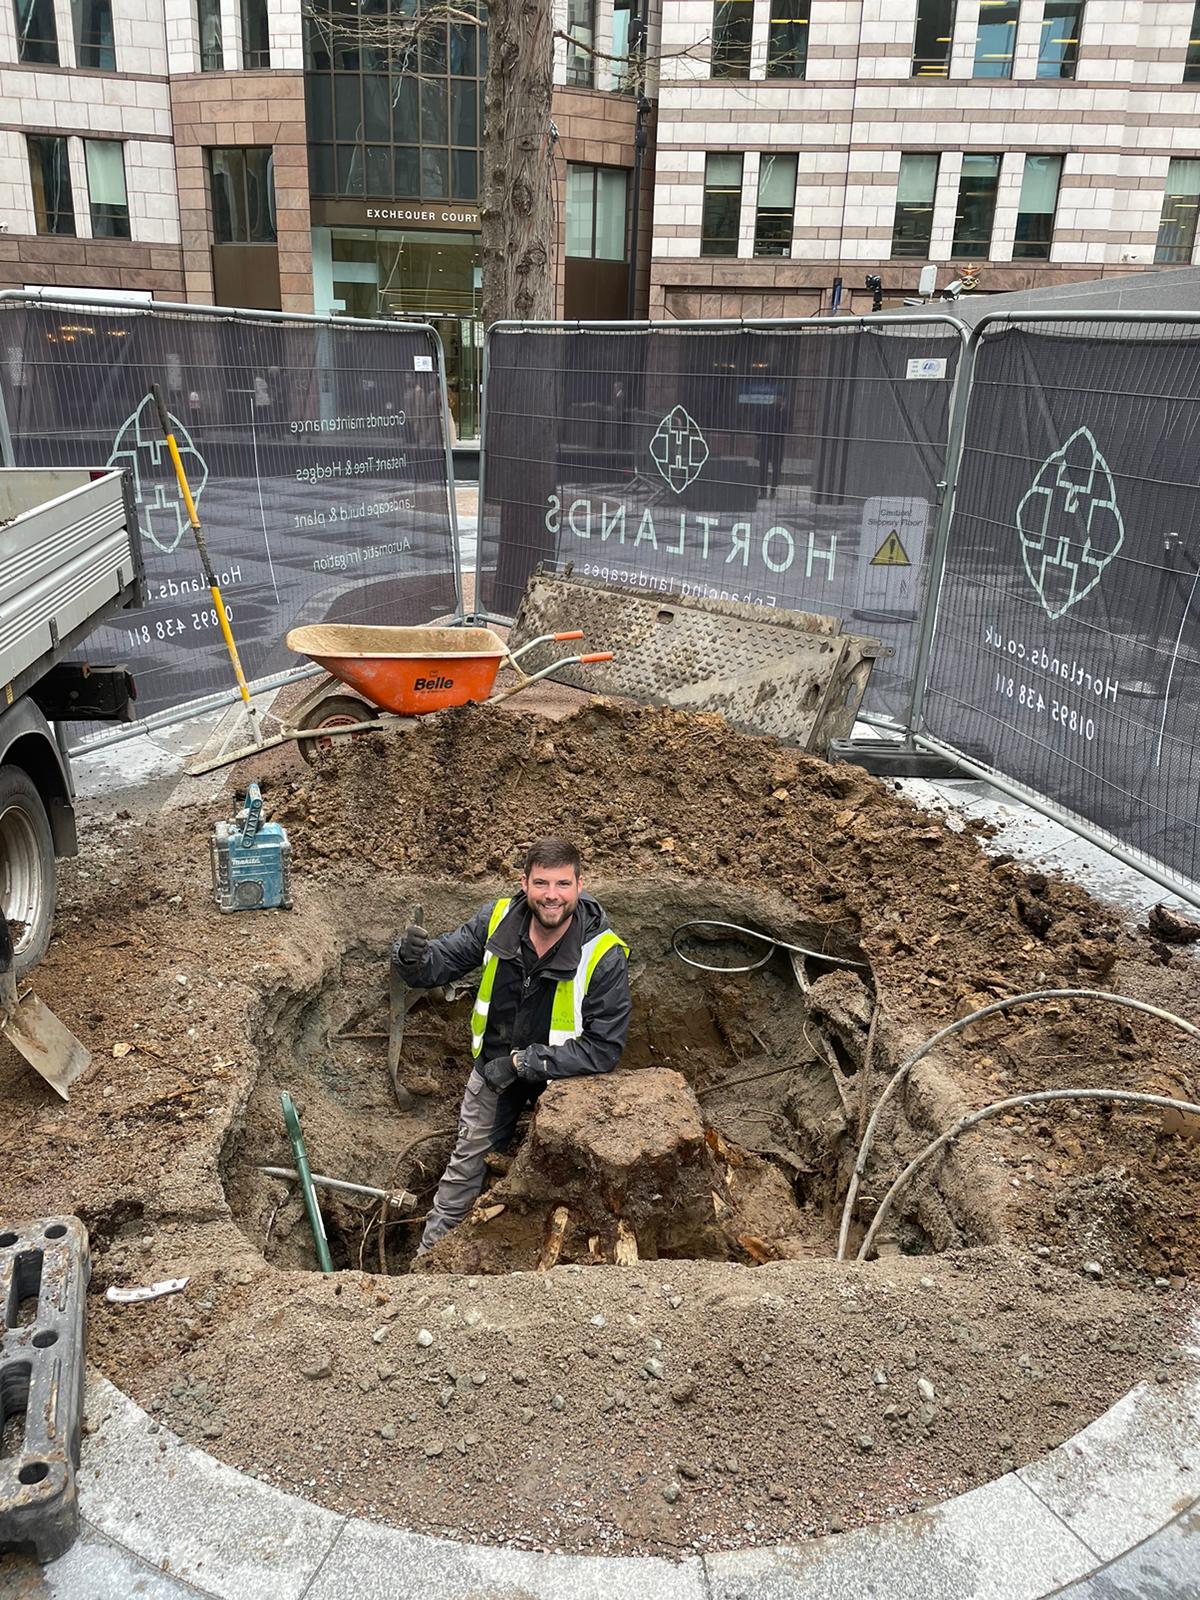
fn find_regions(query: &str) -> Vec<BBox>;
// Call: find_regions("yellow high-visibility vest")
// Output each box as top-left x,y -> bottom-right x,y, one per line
470,897 -> 629,1060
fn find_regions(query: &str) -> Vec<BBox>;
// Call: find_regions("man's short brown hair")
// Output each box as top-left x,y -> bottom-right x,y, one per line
523,838 -> 582,877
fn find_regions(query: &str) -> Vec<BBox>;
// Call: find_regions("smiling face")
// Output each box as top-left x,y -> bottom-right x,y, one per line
521,861 -> 582,933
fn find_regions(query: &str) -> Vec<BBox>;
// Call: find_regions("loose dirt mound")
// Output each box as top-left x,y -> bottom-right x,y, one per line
283,700 -> 1200,1281
0,698 -> 1197,1558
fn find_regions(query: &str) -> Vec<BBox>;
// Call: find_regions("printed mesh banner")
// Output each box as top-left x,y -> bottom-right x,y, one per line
477,321 -> 962,720
0,299 -> 458,719
923,321 -> 1200,887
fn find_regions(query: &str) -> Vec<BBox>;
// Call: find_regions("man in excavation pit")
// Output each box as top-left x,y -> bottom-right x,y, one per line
394,838 -> 632,1259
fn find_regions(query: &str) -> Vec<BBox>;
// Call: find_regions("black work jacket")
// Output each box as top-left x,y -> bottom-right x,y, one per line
392,890 -> 631,1080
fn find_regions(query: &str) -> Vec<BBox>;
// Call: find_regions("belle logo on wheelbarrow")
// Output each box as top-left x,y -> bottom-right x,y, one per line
414,676 -> 454,693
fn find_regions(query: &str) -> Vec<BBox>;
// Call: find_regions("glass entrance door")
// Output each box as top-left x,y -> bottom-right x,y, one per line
314,226 -> 484,441
431,315 -> 481,441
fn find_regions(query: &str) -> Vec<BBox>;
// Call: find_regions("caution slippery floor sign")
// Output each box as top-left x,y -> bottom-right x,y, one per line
855,496 -> 929,620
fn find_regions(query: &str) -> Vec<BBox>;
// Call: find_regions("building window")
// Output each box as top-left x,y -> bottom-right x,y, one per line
1186,3 -> 1200,82
912,0 -> 955,77
13,0 -> 58,63
304,0 -> 485,202
72,0 -> 114,68
753,152 -> 796,256
1013,153 -> 1062,258
1156,158 -> 1200,264
566,164 -> 628,259
609,0 -> 632,91
952,152 -> 1000,257
85,139 -> 130,238
198,0 -> 223,69
565,0 -> 594,87
892,153 -> 939,257
28,136 -> 75,234
766,0 -> 809,78
209,147 -> 277,241
974,0 -> 1018,78
701,152 -> 743,255
711,0 -> 753,79
241,0 -> 269,68
1037,1 -> 1081,79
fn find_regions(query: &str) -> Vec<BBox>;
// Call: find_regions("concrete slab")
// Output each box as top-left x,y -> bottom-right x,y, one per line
77,1377 -> 345,1600
303,1515 -> 709,1600
43,1523 -> 210,1599
1018,1367 -> 1200,1562
702,1473 -> 1097,1600
1045,1504 -> 1200,1599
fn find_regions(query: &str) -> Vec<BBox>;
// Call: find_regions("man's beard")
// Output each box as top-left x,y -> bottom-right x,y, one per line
531,902 -> 572,930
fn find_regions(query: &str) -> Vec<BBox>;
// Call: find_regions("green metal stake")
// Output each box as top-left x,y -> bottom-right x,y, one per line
280,1090 -> 333,1274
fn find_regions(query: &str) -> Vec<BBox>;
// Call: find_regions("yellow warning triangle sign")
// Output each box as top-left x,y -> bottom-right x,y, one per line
870,529 -> 910,567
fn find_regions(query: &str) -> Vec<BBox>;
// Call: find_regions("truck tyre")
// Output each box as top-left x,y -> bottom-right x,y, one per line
0,765 -> 57,977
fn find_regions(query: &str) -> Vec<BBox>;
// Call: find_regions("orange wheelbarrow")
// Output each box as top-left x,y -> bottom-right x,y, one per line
188,624 -> 613,774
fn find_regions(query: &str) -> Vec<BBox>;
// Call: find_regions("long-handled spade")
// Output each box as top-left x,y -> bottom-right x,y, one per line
0,918 -> 89,1099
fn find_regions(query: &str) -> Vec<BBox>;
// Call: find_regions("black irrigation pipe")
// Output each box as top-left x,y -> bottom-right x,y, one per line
857,1086 -> 1200,1262
839,988 -> 1200,1262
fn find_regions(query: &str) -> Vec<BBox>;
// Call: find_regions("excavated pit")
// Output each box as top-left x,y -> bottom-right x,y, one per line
5,700 -> 1198,1558
220,878 -> 1004,1280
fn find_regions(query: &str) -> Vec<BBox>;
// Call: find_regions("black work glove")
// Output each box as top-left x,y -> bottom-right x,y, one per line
398,923 -> 429,965
479,1054 -> 518,1092
512,1046 -> 546,1084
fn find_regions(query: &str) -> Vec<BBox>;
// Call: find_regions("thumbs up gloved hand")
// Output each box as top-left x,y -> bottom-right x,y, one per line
398,923 -> 429,965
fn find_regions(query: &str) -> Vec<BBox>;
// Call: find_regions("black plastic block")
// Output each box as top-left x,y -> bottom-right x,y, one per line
0,1216 -> 90,1562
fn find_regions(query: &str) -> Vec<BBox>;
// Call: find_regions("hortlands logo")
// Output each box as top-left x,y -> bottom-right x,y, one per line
106,393 -> 209,556
1016,426 -> 1125,620
650,406 -> 709,493
544,400 -> 838,583
544,495 -> 838,582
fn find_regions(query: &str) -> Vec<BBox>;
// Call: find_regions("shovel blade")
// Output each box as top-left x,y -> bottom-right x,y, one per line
4,992 -> 90,1099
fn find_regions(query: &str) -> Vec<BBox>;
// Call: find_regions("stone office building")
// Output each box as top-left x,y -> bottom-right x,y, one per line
1,0 -> 651,437
4,0 -> 1200,430
650,0 -> 1200,317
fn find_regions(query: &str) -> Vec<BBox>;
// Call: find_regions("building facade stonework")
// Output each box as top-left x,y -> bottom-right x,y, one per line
651,0 -> 1200,317
3,0 -> 1200,422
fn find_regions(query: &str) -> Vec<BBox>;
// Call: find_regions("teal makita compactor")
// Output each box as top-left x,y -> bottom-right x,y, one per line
210,783 -> 292,912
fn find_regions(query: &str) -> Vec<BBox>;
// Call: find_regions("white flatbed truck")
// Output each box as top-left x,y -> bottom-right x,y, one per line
0,467 -> 144,974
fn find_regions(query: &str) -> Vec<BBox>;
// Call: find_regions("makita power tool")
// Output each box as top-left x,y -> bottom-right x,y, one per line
211,784 -> 292,912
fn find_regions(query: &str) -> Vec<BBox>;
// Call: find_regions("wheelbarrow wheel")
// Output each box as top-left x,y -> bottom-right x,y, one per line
297,693 -> 377,766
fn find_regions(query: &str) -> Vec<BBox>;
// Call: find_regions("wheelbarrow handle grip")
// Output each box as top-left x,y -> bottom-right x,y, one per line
506,630 -> 586,665
578,652 -> 614,665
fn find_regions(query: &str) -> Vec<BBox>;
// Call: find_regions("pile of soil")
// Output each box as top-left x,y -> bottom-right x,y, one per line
0,697 -> 1196,1558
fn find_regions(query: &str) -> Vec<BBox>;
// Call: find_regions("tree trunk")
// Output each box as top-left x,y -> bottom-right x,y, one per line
480,0 -> 556,326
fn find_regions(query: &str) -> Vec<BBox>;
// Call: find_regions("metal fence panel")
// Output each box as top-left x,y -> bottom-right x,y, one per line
476,318 -> 964,721
921,315 -> 1200,891
0,295 -> 460,721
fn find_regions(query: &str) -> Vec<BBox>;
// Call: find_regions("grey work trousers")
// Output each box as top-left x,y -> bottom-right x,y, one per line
418,1067 -> 541,1254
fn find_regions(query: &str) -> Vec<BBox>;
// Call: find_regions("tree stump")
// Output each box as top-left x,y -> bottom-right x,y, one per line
422,1069 -> 806,1274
